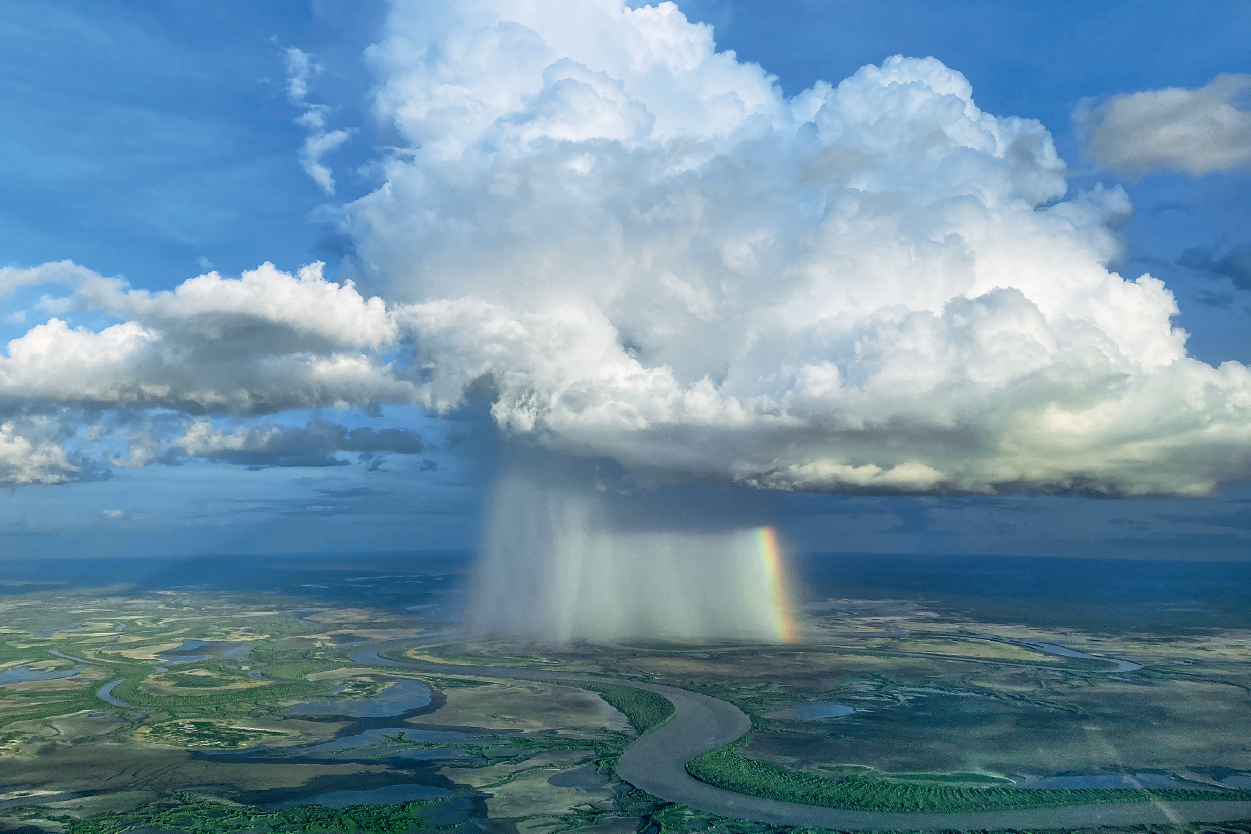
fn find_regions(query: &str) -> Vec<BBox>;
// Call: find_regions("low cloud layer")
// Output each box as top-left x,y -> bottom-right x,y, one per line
1076,73 -> 1251,176
0,261 -> 413,414
4,0 -> 1251,496
177,419 -> 424,468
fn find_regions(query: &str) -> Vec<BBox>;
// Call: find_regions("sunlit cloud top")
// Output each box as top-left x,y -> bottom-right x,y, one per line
3,0 -> 1251,499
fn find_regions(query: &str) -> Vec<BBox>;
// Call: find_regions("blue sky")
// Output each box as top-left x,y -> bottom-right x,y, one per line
2,0 -> 1250,560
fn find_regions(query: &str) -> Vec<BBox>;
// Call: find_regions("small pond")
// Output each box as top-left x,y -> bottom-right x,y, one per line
288,679 -> 432,718
0,666 -> 80,685
766,702 -> 855,719
155,640 -> 251,665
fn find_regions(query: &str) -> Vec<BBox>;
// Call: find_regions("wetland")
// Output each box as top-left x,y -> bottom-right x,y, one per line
0,552 -> 1249,833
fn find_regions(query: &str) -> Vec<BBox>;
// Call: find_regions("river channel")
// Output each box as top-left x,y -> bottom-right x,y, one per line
348,641 -> 1251,831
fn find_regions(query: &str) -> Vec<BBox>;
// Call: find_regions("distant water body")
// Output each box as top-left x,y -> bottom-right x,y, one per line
0,552 -> 467,619
797,553 -> 1251,632
3,551 -> 1250,634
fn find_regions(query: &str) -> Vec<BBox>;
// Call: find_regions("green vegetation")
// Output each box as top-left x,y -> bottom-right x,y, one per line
687,737 -> 1251,813
0,640 -> 45,662
0,687 -> 102,726
578,683 -> 675,734
105,663 -> 313,708
89,641 -> 351,709
146,720 -> 286,749
245,643 -> 344,681
1059,656 -> 1119,671
52,793 -> 451,834
0,641 -> 101,727
163,666 -> 246,689
878,771 -> 1015,786
807,764 -> 1012,787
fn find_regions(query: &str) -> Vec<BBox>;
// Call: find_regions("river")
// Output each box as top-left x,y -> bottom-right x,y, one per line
348,641 -> 1251,831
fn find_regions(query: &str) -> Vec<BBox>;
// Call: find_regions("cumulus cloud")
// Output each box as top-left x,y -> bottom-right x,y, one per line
0,415 -> 85,486
175,418 -> 424,468
285,47 -> 354,194
0,261 -> 415,414
1076,73 -> 1251,176
7,0 -> 1251,497
333,0 -> 1251,496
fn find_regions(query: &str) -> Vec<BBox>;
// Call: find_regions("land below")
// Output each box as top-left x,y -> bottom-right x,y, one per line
0,554 -> 1250,834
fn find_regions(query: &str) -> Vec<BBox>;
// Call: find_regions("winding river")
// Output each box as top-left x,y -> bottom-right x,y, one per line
349,642 -> 1251,831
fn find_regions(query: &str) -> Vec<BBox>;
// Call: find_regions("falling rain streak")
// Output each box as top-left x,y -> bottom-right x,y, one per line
469,468 -> 799,642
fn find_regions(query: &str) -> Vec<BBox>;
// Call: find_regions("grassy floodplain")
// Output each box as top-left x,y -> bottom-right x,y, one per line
50,793 -> 446,834
4,554 -> 1251,834
687,736 -> 1251,813
575,682 -> 675,734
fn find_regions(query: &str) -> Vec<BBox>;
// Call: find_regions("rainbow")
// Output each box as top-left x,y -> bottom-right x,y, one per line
756,526 -> 799,643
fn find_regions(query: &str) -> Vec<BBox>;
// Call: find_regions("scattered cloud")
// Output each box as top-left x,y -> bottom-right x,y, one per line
175,418 -> 424,469
1076,73 -> 1251,176
102,509 -> 123,519
285,47 -> 353,194
0,261 -> 414,414
0,417 -> 80,486
1178,242 -> 1251,290
0,261 -> 100,304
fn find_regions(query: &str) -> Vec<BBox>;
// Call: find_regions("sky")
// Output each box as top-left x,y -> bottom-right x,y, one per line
1,0 -> 1250,561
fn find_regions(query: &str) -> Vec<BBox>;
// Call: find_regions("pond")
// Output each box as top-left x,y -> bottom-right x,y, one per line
0,666 -> 80,684
154,640 -> 252,665
766,702 -> 855,719
288,679 -> 433,718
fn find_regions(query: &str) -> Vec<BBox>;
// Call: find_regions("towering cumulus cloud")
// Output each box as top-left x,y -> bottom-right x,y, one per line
4,0 -> 1251,501
341,0 -> 1249,498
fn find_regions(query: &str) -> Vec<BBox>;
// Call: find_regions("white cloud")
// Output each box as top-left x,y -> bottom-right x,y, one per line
0,261 -> 100,303
298,120 -> 353,194
335,0 -> 1251,496
285,46 -> 354,194
174,418 -> 424,468
0,262 -> 415,413
0,417 -> 80,486
285,46 -> 315,102
1076,73 -> 1251,176
102,509 -> 124,519
5,0 -> 1251,497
